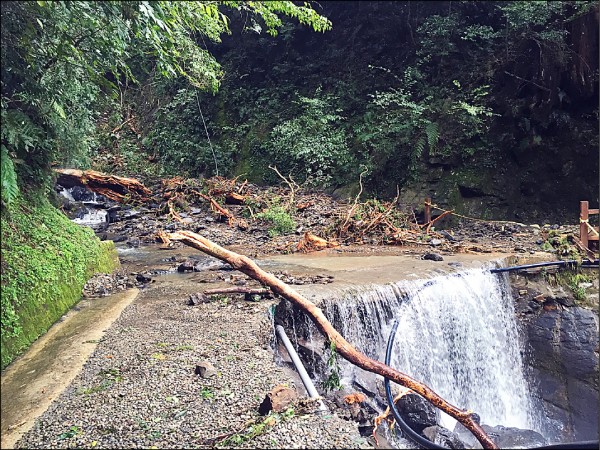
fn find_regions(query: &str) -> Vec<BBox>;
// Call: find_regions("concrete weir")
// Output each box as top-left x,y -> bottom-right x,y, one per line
261,250 -> 510,301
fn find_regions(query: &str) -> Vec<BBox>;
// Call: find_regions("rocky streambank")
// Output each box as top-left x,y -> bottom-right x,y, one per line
511,270 -> 599,443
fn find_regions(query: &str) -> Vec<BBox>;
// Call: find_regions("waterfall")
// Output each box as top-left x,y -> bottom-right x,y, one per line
317,268 -> 541,433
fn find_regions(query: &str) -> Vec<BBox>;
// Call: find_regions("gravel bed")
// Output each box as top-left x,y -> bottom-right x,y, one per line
16,272 -> 371,449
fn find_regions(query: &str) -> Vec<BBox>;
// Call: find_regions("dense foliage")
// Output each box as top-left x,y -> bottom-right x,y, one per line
0,1 -> 331,204
0,0 -> 331,367
161,0 -> 595,218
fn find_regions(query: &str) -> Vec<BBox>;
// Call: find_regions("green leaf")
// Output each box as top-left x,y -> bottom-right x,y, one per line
1,145 -> 20,205
52,101 -> 66,120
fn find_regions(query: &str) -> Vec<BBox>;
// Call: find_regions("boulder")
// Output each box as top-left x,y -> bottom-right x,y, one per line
258,384 -> 297,415
395,392 -> 439,433
423,425 -> 467,449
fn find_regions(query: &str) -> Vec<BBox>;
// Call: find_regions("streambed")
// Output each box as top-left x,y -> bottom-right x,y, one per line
2,239 -> 597,449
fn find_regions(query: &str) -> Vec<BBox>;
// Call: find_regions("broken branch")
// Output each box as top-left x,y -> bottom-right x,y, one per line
203,287 -> 271,296
168,230 -> 498,449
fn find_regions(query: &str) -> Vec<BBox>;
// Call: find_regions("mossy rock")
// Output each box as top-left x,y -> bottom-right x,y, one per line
1,195 -> 120,369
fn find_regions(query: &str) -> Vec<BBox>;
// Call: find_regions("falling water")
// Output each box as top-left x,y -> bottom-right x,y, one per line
317,268 -> 541,433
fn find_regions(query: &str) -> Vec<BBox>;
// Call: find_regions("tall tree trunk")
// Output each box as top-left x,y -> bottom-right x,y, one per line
168,230 -> 498,449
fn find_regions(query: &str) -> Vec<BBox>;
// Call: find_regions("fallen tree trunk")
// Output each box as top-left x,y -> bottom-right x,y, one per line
168,230 -> 498,449
55,168 -> 152,203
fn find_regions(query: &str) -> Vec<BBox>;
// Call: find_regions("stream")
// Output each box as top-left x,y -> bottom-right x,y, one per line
4,194 -> 597,449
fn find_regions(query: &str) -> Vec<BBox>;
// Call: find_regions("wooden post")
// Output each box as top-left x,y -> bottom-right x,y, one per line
424,197 -> 431,224
580,201 -> 589,250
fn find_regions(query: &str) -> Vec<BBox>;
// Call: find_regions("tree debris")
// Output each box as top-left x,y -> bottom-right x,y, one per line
296,232 -> 339,253
55,168 -> 152,203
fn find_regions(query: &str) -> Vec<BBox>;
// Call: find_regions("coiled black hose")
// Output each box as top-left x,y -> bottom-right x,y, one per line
384,320 -> 599,449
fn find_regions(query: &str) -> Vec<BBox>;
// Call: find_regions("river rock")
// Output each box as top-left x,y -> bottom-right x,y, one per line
135,273 -> 153,283
395,392 -> 438,433
258,384 -> 298,415
188,293 -> 210,306
422,425 -> 466,449
70,185 -> 97,202
455,424 -> 546,449
483,425 -> 547,448
177,259 -> 198,272
127,238 -> 141,248
423,252 -> 444,261
195,361 -> 217,378
439,230 -> 457,241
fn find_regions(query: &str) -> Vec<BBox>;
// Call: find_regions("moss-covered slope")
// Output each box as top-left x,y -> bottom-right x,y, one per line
1,195 -> 119,369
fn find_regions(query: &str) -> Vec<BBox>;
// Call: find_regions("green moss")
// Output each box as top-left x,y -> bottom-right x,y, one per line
1,195 -> 119,369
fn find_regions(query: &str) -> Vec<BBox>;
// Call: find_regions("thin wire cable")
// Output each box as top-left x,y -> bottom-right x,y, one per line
195,90 -> 218,176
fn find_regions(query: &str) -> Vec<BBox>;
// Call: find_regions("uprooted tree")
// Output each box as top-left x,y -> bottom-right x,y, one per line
167,230 -> 498,449
54,169 -> 152,203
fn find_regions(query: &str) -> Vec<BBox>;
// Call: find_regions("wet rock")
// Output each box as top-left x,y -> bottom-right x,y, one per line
422,252 -> 444,261
135,273 -> 153,283
422,425 -> 466,449
177,260 -> 196,272
188,293 -> 210,306
127,238 -> 141,248
258,384 -> 297,415
439,230 -> 456,241
482,425 -> 546,449
107,206 -> 121,223
122,209 -> 142,220
194,361 -> 217,378
395,392 -> 438,433
70,186 -> 97,202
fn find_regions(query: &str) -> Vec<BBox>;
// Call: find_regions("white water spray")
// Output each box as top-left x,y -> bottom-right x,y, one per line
319,268 -> 541,433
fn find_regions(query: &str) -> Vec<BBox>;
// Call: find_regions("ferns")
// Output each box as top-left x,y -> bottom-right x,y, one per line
1,145 -> 19,205
415,121 -> 439,159
425,121 -> 439,152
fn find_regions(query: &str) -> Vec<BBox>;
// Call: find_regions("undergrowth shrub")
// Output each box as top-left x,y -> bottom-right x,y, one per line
262,90 -> 357,187
144,86 -> 234,178
255,205 -> 296,237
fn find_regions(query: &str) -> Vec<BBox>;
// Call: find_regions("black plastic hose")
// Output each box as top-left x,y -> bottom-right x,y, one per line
384,320 -> 599,450
384,320 -> 446,449
489,259 -> 598,274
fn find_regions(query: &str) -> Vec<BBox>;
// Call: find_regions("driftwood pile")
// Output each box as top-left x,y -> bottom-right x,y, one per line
54,169 -> 473,254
